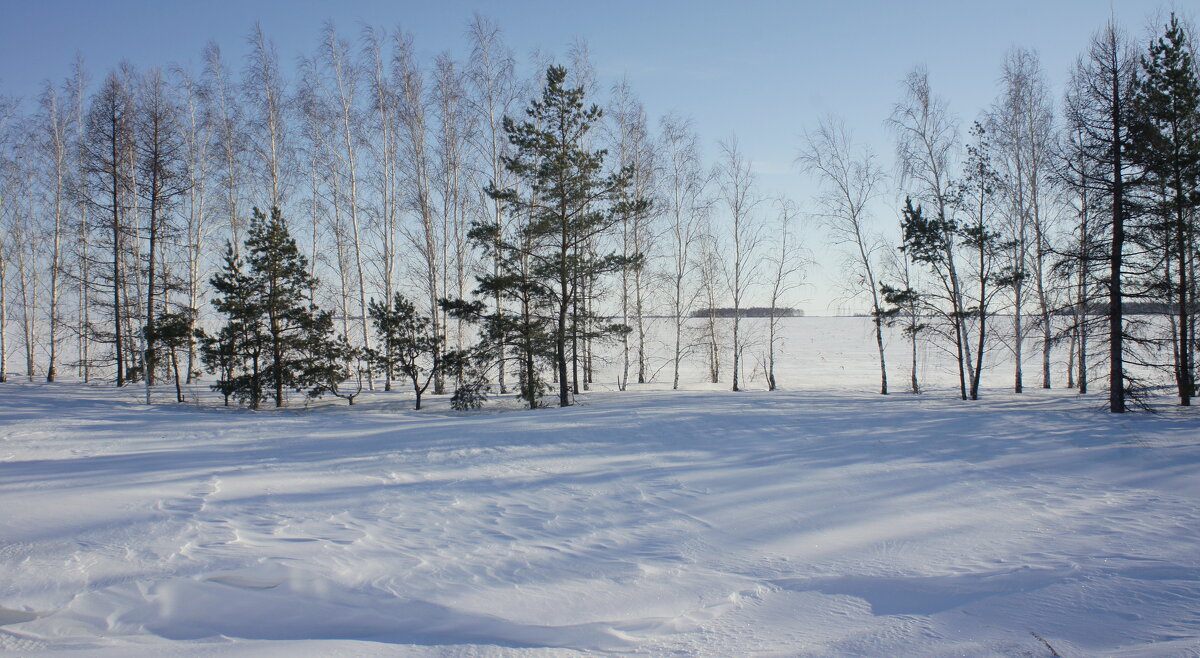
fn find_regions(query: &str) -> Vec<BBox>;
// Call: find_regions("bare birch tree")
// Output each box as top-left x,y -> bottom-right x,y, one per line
798,116 -> 889,394
432,51 -> 474,377
764,197 -> 807,390
888,69 -> 973,399
991,48 -> 1058,392
609,78 -> 657,387
1057,122 -> 1103,395
11,151 -> 42,380
172,62 -> 214,382
465,14 -> 518,393
37,79 -> 73,381
317,21 -> 372,387
697,229 -> 724,384
244,22 -> 290,211
67,56 -> 92,381
296,54 -> 351,337
0,92 -> 13,382
203,42 -> 246,252
718,136 -> 762,392
362,25 -> 402,347
393,29 -> 444,394
658,113 -> 709,389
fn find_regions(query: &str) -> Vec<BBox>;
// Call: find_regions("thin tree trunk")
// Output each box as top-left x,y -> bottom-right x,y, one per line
1037,234 -> 1052,389
1014,284 -> 1024,393
47,99 -> 66,383
1177,202 -> 1192,405
1109,68 -> 1126,414
172,345 -> 182,402
0,242 -> 7,383
110,109 -> 125,387
873,314 -> 888,395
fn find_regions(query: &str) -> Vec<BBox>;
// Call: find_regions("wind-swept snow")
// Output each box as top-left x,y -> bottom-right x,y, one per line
1,318 -> 1198,655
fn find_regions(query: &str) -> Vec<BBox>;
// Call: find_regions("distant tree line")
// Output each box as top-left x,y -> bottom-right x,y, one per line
690,307 -> 804,319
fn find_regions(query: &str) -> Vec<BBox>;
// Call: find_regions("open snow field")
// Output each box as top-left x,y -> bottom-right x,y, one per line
1,317 -> 1198,656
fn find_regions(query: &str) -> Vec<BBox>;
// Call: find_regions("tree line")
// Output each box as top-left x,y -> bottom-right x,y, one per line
802,14 -> 1200,412
0,13 -> 1196,413
0,16 -> 807,409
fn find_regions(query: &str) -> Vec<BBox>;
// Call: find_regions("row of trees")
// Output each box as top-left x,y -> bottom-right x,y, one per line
4,12 -> 1195,412
198,65 -> 800,410
200,206 -> 452,411
809,15 -> 1199,411
0,16 -> 810,408
0,15 -> 808,409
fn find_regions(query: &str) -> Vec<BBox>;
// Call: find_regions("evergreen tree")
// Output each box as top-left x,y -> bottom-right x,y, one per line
246,207 -> 326,407
369,293 -> 446,410
302,324 -> 363,406
957,121 -> 1008,400
898,196 -> 975,400
202,207 -> 343,408
445,221 -> 555,408
201,243 -> 265,407
1131,13 -> 1200,406
146,310 -> 193,403
478,65 -> 644,408
878,282 -> 924,393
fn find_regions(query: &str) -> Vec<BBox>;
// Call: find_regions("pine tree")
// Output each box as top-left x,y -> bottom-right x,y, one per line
246,207 -> 323,407
369,293 -> 446,410
958,121 -> 1007,400
202,242 -> 266,407
445,221 -> 555,408
898,195 -> 974,400
202,207 -> 341,408
1131,13 -> 1200,406
879,282 -> 924,393
302,323 -> 362,406
147,310 -> 194,403
471,65 -> 643,408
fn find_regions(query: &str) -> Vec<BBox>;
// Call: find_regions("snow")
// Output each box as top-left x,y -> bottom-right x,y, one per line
1,317 -> 1198,656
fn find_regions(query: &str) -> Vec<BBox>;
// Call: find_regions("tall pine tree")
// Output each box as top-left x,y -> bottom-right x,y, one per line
1131,13 -> 1200,406
479,66 -> 644,408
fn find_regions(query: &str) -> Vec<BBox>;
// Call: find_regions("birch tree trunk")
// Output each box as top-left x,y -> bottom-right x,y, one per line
466,16 -> 517,393
39,82 -> 70,382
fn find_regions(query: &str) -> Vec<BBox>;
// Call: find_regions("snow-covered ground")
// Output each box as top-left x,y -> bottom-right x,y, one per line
1,318 -> 1198,656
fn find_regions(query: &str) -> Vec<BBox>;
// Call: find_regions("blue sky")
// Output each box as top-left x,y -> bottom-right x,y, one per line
0,0 -> 1175,313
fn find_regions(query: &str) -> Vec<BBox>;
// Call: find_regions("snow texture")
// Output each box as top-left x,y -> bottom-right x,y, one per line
0,317 -> 1197,656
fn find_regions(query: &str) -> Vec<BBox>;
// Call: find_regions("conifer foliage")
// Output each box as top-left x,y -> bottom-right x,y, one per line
368,293 -> 447,410
454,65 -> 645,408
200,207 -> 345,408
1130,13 -> 1200,406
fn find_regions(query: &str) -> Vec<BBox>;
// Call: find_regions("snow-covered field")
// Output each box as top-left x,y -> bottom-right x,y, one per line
1,318 -> 1198,656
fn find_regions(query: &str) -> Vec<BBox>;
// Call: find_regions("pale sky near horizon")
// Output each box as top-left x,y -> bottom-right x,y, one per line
0,0 -> 1178,315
